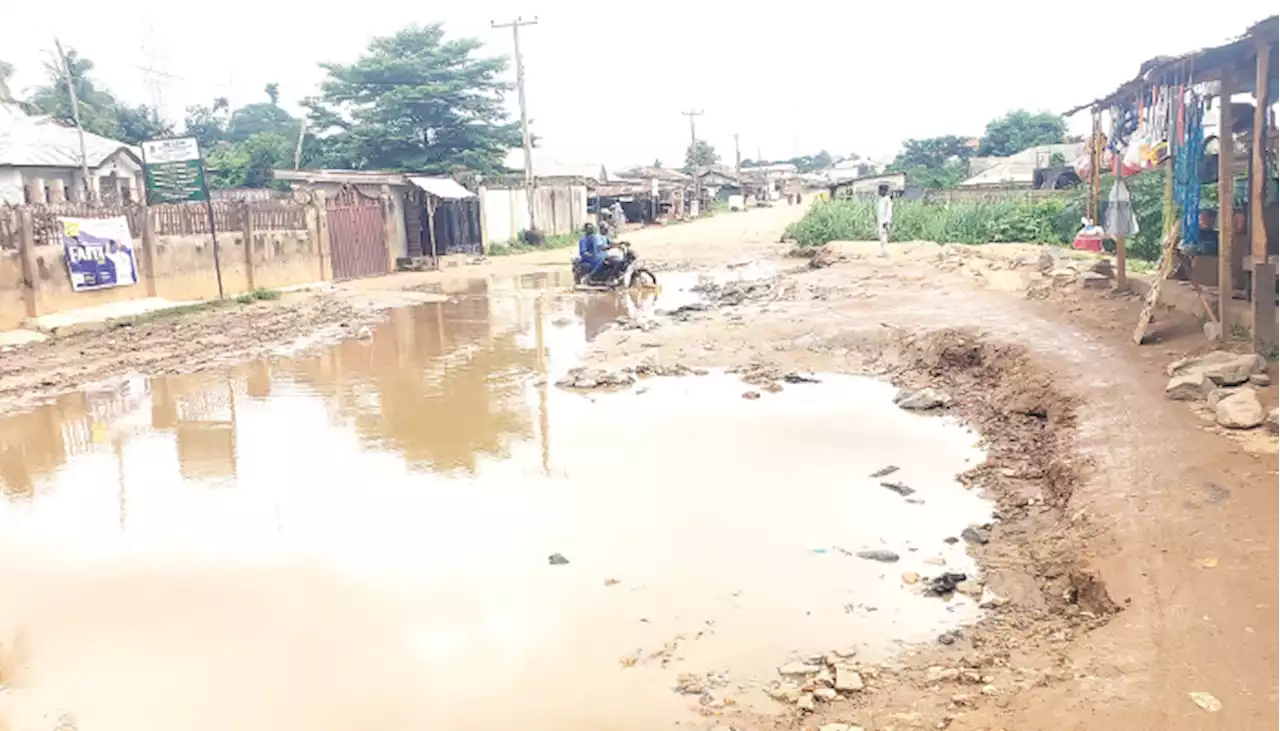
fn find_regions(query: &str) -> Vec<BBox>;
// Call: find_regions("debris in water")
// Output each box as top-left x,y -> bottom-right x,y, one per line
742,390 -> 762,400
923,572 -> 969,596
961,525 -> 990,545
1189,691 -> 1222,712
783,372 -> 821,384
869,465 -> 900,479
1192,557 -> 1219,568
548,553 -> 570,565
856,549 -> 900,563
604,578 -> 620,586
556,367 -> 635,390
880,480 -> 916,496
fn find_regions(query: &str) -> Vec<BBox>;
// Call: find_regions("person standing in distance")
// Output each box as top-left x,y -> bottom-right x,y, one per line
876,183 -> 893,258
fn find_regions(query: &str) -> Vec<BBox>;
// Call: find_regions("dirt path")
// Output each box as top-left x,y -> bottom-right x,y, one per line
0,201 -> 1275,730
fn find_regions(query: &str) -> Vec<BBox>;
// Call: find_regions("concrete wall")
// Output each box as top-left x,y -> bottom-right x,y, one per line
0,201 -> 333,331
481,184 -> 586,244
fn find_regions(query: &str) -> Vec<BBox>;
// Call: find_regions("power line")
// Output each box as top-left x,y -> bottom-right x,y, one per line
492,16 -> 538,231
682,109 -> 703,214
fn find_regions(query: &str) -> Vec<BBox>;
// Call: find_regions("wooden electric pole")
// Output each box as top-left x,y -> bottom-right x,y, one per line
733,133 -> 741,172
682,109 -> 703,215
492,17 -> 539,231
54,38 -> 95,203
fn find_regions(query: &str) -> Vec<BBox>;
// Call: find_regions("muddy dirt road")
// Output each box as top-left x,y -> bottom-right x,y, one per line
0,202 -> 1276,731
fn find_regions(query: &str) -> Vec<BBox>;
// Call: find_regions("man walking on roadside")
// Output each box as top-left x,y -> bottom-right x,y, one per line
876,183 -> 893,258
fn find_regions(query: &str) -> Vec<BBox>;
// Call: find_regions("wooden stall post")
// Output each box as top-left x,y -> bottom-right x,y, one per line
1250,40 -> 1277,353
426,195 -> 438,261
1115,236 -> 1127,291
1249,41 -> 1269,265
1249,264 -> 1278,346
1218,75 -> 1236,331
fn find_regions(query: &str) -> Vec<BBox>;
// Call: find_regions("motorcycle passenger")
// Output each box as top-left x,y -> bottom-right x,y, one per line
578,222 -> 610,282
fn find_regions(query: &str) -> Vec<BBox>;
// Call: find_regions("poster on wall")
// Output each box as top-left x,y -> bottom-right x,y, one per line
60,216 -> 139,292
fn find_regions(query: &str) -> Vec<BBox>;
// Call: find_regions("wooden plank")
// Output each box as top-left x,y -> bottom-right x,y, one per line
1218,74 -> 1235,333
1249,41 -> 1269,261
1133,221 -> 1182,345
1253,260 -> 1277,352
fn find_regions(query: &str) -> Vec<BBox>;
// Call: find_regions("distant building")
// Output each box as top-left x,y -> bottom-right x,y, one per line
0,102 -> 144,204
960,142 -> 1084,188
502,148 -> 609,184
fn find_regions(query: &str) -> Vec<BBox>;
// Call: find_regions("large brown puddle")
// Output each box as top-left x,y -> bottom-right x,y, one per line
0,272 -> 992,731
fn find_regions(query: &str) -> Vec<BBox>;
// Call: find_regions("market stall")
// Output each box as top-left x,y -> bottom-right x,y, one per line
1066,16 -> 1278,352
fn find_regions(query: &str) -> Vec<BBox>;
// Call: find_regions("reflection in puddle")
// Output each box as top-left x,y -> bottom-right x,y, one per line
0,273 -> 990,731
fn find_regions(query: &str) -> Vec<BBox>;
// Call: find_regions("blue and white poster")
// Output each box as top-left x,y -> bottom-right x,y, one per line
60,216 -> 139,292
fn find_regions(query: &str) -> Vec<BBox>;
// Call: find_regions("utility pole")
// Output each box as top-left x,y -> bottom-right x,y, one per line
492,17 -> 539,231
54,39 -> 95,203
733,133 -> 741,173
682,109 -> 703,215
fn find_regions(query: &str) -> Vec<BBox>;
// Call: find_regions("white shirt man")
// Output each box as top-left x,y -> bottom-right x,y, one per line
876,185 -> 893,257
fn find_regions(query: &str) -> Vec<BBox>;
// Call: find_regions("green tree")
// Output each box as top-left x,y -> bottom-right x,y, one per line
652,158 -> 662,168
28,48 -> 170,143
684,139 -> 719,171
887,135 -> 974,189
978,110 -> 1066,156
226,86 -> 297,143
183,97 -> 230,151
303,24 -> 520,173
205,132 -> 293,189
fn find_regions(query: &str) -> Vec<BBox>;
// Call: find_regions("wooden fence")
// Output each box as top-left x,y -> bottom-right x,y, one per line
0,200 -> 310,249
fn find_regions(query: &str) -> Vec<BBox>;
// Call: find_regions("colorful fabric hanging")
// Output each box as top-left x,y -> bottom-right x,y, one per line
1175,90 -> 1206,253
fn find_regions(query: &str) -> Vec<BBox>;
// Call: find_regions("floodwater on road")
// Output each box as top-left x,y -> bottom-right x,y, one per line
0,272 -> 992,731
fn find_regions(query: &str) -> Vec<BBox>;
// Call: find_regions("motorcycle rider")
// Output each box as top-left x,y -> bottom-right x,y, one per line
577,222 -> 610,282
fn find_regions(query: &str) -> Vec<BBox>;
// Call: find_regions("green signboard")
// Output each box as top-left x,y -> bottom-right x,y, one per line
141,137 -> 209,204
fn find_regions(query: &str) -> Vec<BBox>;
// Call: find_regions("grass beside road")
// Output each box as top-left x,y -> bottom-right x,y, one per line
109,288 -> 284,328
786,197 -> 1081,251
488,233 -> 578,256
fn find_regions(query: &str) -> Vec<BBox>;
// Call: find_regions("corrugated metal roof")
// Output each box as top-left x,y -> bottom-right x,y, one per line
408,176 -> 475,199
0,102 -> 140,168
503,148 -> 607,181
960,143 -> 1084,187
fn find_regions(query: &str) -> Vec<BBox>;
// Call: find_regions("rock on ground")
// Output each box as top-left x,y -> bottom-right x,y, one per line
1165,372 -> 1211,401
894,387 -> 953,410
856,549 -> 900,562
1269,408 -> 1280,435
1167,351 -> 1266,387
834,666 -> 864,692
1215,389 -> 1266,429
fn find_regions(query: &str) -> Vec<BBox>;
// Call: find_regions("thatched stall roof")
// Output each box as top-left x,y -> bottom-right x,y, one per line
1064,15 -> 1278,115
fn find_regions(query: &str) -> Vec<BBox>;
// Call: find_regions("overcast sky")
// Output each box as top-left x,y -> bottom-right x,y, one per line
6,1 -> 1275,168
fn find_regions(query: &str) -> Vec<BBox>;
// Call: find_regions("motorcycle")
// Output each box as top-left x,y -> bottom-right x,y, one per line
572,242 -> 657,289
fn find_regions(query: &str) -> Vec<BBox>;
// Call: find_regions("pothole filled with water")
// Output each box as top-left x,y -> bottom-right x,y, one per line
0,275 -> 993,731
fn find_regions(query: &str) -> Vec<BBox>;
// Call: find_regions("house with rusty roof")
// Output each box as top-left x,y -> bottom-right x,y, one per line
0,102 -> 144,205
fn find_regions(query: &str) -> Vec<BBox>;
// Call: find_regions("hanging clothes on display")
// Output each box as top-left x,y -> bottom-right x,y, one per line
1104,178 -> 1141,238
1175,90 -> 1207,253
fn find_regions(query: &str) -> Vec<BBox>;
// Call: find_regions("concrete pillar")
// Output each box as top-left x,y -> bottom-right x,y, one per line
16,208 -> 42,318
24,177 -> 44,204
380,184 -> 398,271
477,185 -> 489,254
311,191 -> 332,281
141,206 -> 159,297
48,179 -> 67,203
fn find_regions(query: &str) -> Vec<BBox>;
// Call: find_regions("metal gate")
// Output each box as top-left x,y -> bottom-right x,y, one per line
326,188 -> 389,280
